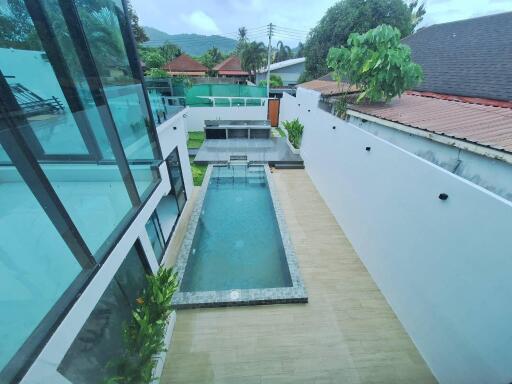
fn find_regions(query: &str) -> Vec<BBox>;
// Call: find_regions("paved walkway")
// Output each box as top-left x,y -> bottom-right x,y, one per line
161,169 -> 436,384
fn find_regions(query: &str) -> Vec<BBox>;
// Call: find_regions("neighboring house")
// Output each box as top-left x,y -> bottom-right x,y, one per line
163,53 -> 208,76
299,73 -> 358,110
403,11 -> 512,102
213,56 -> 249,83
256,57 -> 305,86
300,12 -> 512,203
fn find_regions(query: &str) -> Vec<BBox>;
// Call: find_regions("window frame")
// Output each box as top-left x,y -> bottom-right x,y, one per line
0,0 -> 163,382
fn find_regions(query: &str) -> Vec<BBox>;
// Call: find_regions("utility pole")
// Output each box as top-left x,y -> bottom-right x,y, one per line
266,22 -> 274,98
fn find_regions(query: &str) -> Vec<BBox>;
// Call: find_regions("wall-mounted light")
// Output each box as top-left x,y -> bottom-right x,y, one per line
438,193 -> 449,201
365,146 -> 371,151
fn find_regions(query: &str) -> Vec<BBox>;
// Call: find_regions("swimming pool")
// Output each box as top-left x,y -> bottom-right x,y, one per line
172,164 -> 307,307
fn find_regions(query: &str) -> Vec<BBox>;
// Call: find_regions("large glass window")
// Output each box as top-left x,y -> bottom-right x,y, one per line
0,144 -> 85,378
146,212 -> 165,262
0,1 -> 162,381
167,147 -> 187,213
146,147 -> 187,263
74,0 -> 160,198
0,0 -> 137,258
57,242 -> 148,384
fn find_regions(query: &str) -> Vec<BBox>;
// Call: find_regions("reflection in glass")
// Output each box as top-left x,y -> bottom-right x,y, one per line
0,0 -> 142,257
167,147 -> 186,212
0,145 -> 82,373
74,0 -> 160,199
146,212 -> 165,262
58,243 -> 148,384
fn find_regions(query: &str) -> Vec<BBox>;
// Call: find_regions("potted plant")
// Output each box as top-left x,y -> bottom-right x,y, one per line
281,118 -> 304,154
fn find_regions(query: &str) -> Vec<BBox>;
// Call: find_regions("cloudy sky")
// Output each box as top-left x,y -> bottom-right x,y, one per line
131,0 -> 512,46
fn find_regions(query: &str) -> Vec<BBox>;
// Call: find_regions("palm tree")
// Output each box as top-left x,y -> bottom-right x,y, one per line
235,26 -> 248,54
240,41 -> 266,82
409,0 -> 426,30
295,42 -> 305,58
274,41 -> 292,63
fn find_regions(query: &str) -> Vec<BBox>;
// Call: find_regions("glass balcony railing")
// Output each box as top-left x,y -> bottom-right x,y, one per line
147,88 -> 186,126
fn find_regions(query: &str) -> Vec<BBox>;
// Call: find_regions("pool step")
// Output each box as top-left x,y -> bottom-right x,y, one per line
273,162 -> 305,169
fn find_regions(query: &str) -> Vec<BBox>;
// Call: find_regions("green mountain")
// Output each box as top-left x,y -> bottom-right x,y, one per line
143,27 -> 237,56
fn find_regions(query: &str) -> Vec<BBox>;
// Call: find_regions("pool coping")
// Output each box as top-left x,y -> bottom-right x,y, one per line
171,164 -> 308,308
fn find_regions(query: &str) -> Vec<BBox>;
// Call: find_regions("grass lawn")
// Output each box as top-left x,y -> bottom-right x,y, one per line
191,161 -> 207,186
187,131 -> 205,149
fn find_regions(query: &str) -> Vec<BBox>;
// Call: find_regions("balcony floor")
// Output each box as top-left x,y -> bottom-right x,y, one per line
161,169 -> 436,384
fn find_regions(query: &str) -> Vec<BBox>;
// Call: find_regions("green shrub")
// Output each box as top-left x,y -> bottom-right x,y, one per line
259,74 -> 284,88
282,118 -> 304,149
106,268 -> 179,384
327,24 -> 423,103
146,68 -> 169,79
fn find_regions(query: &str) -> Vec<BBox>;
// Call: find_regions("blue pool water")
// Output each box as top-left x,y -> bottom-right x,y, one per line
180,165 -> 292,292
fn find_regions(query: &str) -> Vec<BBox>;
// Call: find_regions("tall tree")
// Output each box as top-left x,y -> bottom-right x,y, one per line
126,0 -> 148,44
159,42 -> 182,62
240,41 -> 266,82
295,42 -> 305,58
274,41 -> 292,63
302,0 -> 424,81
409,0 -> 426,29
235,26 -> 248,54
198,46 -> 224,75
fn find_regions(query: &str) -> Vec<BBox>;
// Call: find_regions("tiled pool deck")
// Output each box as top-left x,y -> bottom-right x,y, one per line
161,169 -> 437,384
171,165 -> 307,308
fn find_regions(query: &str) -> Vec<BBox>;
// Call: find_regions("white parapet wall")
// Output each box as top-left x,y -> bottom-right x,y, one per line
281,88 -> 512,384
157,109 -> 193,197
184,105 -> 268,132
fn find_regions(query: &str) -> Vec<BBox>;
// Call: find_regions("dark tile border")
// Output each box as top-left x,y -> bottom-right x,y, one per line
172,164 -> 307,308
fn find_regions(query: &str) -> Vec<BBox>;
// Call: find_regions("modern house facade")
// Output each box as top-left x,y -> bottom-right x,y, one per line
256,57 -> 305,86
0,1 -> 192,383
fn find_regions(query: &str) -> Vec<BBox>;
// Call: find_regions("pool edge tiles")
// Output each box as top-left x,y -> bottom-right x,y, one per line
172,164 -> 308,308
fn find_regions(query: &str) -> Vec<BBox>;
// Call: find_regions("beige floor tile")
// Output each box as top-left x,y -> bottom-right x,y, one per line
160,170 -> 437,384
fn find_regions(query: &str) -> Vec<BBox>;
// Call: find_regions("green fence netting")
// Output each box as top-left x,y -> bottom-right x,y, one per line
185,84 -> 266,107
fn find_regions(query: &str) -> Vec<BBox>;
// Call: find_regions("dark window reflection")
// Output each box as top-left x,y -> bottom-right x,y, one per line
57,243 -> 148,384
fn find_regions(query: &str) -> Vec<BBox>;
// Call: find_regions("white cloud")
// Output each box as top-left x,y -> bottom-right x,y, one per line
180,10 -> 220,34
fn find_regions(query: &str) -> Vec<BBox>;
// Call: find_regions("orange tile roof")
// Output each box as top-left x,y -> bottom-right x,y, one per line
350,93 -> 512,154
213,56 -> 248,75
163,54 -> 208,73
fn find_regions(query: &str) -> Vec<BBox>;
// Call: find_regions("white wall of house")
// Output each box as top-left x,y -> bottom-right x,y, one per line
280,88 -> 512,384
20,116 -> 193,384
184,105 -> 268,131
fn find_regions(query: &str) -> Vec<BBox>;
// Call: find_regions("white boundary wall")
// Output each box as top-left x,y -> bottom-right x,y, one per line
184,106 -> 267,131
281,88 -> 512,384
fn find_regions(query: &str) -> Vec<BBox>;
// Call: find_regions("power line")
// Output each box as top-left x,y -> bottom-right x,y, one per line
273,25 -> 310,34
